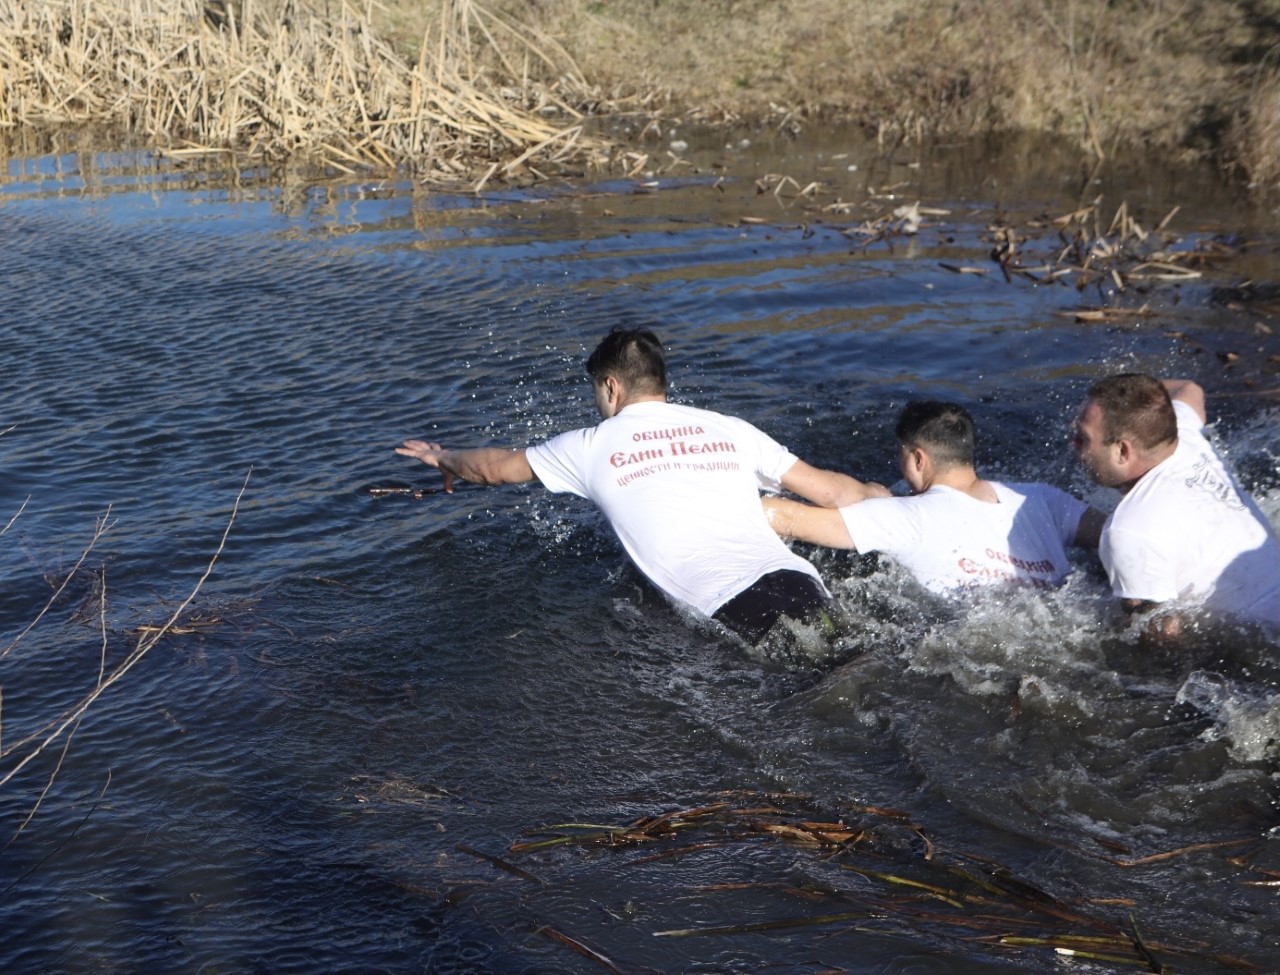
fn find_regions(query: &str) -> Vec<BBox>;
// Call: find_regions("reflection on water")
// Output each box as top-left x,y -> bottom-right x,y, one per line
1,129 -> 1278,974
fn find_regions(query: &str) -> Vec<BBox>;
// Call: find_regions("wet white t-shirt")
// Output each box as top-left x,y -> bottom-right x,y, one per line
525,400 -> 826,616
1100,400 -> 1280,625
839,481 -> 1087,594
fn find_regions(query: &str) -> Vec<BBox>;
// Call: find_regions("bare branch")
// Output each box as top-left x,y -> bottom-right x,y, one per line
0,470 -> 251,791
1,496 -> 30,539
0,509 -> 114,665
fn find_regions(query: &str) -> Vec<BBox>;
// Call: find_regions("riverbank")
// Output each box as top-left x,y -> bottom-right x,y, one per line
490,0 -> 1280,188
2,0 -> 1278,189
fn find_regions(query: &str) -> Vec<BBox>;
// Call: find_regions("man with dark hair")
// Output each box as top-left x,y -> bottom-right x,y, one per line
1072,373 -> 1280,628
765,400 -> 1103,593
396,328 -> 884,642
896,400 -> 975,467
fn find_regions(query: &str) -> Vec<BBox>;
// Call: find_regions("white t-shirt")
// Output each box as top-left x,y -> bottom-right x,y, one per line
839,481 -> 1087,594
1100,400 -> 1280,626
525,400 -> 826,616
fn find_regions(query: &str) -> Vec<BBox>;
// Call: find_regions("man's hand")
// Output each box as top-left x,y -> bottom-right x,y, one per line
396,440 -> 456,492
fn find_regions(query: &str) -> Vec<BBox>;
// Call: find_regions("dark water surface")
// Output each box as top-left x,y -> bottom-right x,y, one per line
2,129 -> 1279,974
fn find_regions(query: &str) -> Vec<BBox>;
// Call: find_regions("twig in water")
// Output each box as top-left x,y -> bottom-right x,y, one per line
538,926 -> 627,975
0,770 -> 111,897
0,509 -> 113,665
454,843 -> 546,885
1129,914 -> 1167,973
1,496 -> 29,538
0,471 -> 251,792
1105,838 -> 1255,867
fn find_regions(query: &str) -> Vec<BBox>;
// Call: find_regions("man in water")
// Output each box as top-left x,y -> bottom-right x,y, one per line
396,327 -> 886,642
1071,373 -> 1280,631
764,400 -> 1104,593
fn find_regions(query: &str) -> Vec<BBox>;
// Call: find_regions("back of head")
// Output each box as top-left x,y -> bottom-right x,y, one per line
1086,373 -> 1176,450
895,400 -> 976,469
585,328 -> 667,396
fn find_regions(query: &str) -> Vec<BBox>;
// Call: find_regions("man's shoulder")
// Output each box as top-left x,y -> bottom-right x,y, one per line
993,478 -> 1066,493
996,480 -> 1078,504
1130,435 -> 1226,500
856,487 -> 957,519
528,424 -> 596,455
623,400 -> 724,423
992,480 -> 1035,498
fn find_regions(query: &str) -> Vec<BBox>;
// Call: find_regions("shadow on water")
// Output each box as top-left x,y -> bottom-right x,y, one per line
2,127 -> 1279,973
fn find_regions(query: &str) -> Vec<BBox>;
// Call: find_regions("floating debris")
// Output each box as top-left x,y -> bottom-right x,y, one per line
938,262 -> 989,275
465,792 -> 1264,974
129,613 -> 225,638
1053,305 -> 1154,323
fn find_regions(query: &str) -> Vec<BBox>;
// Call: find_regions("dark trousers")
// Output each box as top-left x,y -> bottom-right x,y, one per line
712,569 -> 831,643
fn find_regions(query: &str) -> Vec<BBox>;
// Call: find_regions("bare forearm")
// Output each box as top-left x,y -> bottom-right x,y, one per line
763,496 -> 857,549
810,471 -> 889,507
397,439 -> 534,490
437,447 -> 533,485
780,460 -> 890,508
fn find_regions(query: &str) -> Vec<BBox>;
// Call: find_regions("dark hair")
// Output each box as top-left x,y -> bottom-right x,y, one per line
585,328 -> 667,396
1085,373 -> 1176,449
895,400 -> 976,469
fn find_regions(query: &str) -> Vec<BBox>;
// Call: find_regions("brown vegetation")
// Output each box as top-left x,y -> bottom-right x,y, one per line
483,0 -> 1280,183
2,0 -> 1279,187
0,0 -> 607,182
448,790 -> 1269,972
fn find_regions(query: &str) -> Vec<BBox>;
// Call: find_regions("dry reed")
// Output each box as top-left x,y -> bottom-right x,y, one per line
486,791 -> 1266,974
0,0 -> 609,184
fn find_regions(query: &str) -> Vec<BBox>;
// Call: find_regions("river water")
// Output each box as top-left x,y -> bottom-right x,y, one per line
1,128 -> 1278,974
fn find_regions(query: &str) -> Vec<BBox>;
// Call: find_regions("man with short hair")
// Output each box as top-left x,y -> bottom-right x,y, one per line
396,327 -> 884,642
1072,373 -> 1280,628
764,400 -> 1103,593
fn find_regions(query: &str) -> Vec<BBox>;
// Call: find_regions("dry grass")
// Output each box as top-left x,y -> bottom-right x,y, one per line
0,0 -> 610,182
452,0 -> 1280,186
1226,63 -> 1280,190
2,0 -> 1278,186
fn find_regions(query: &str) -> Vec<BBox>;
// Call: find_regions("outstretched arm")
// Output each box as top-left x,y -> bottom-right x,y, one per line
396,440 -> 536,493
779,459 -> 890,508
1162,379 -> 1206,424
762,496 -> 858,550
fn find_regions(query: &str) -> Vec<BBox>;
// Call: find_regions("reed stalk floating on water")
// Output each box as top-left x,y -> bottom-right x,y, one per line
480,791 -> 1265,974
